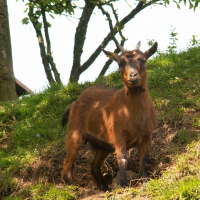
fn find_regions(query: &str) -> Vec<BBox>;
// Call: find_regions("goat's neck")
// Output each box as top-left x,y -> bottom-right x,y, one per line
125,81 -> 147,95
124,82 -> 149,105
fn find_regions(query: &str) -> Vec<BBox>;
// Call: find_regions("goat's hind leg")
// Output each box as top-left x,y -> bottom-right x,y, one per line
90,150 -> 110,192
62,130 -> 83,185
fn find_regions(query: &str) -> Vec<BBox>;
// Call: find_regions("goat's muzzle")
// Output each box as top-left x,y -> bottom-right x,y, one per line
128,72 -> 140,85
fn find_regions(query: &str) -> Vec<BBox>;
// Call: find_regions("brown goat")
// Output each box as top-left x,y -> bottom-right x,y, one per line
61,41 -> 158,191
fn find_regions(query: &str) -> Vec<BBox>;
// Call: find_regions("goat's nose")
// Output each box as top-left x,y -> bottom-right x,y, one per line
129,72 -> 138,78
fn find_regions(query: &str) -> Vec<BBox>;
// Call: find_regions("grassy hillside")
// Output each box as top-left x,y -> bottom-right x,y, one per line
0,46 -> 200,199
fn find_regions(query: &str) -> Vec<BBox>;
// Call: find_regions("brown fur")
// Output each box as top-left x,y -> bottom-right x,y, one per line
61,42 -> 158,191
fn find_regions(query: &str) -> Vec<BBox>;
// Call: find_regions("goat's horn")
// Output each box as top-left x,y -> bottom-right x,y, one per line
135,41 -> 141,50
118,44 -> 127,52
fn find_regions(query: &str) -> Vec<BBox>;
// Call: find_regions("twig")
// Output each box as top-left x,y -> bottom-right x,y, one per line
98,4 -> 120,50
109,3 -> 126,43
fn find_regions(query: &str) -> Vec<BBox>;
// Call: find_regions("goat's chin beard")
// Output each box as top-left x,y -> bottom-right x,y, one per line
125,81 -> 141,89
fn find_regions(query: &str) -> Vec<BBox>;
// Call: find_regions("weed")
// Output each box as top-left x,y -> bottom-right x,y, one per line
193,116 -> 200,128
0,171 -> 17,199
176,129 -> 188,143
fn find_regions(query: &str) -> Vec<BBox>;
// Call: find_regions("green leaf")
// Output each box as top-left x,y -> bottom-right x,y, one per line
176,3 -> 181,9
30,16 -> 35,22
47,22 -> 52,27
164,0 -> 170,5
194,1 -> 199,11
36,22 -> 42,30
189,0 -> 194,9
21,17 -> 29,25
49,14 -> 55,19
23,7 -> 28,13
42,0 -> 47,6
53,7 -> 58,13
67,6 -> 74,14
35,10 -> 41,17
30,16 -> 38,23
46,7 -> 51,12
62,0 -> 67,6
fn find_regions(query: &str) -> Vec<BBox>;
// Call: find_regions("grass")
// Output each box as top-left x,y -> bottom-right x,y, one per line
142,139 -> 200,200
0,46 -> 200,199
4,184 -> 78,200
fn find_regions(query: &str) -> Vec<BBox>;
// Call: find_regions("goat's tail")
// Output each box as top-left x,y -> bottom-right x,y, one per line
61,103 -> 73,128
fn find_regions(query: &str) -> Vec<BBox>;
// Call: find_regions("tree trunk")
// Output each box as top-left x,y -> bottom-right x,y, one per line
0,0 -> 16,101
69,0 -> 95,83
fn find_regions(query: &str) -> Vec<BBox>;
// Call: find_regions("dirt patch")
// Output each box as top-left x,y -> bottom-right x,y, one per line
14,112 -> 199,199
16,129 -> 172,190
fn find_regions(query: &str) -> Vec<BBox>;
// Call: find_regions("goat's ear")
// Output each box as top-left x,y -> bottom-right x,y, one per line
144,42 -> 158,59
102,49 -> 120,63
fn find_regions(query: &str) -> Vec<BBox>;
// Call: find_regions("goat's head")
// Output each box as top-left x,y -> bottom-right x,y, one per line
103,42 -> 158,89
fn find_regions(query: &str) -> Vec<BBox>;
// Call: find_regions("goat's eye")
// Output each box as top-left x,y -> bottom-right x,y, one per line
138,58 -> 144,65
120,59 -> 126,68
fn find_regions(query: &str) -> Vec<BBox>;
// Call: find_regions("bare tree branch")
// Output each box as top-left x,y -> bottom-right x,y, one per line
110,3 -> 126,43
28,6 -> 55,84
98,4 -> 120,49
97,3 -> 126,77
96,0 -> 118,6
98,39 -> 125,77
41,7 -> 61,84
78,0 -> 160,76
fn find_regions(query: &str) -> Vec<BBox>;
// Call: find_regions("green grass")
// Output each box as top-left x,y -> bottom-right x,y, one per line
4,184 -> 78,200
147,47 -> 200,125
0,46 -> 200,199
143,140 -> 200,200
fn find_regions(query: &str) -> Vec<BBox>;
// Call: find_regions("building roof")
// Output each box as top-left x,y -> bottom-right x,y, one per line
15,78 -> 34,96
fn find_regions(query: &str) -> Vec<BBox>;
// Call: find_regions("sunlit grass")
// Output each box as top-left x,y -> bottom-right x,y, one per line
143,140 -> 200,200
3,184 -> 78,200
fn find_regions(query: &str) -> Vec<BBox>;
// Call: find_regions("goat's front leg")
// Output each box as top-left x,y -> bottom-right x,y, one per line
116,149 -> 128,187
139,135 -> 151,186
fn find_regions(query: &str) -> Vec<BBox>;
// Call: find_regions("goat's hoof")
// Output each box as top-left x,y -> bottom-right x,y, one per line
62,174 -> 72,185
100,184 -> 111,192
101,186 -> 111,192
142,179 -> 148,187
119,180 -> 128,188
